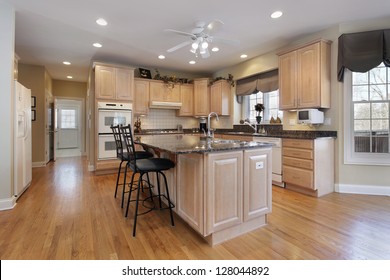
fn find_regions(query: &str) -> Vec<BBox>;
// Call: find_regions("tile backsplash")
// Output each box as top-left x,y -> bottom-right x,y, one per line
137,109 -> 198,130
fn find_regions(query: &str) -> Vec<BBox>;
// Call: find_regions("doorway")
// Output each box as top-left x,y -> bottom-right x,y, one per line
55,98 -> 84,158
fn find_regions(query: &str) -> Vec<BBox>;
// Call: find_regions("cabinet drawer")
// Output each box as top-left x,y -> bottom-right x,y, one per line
283,156 -> 313,170
283,139 -> 313,149
283,166 -> 314,189
282,147 -> 313,160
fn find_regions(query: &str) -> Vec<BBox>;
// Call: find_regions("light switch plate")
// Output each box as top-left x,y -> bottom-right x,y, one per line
289,119 -> 296,125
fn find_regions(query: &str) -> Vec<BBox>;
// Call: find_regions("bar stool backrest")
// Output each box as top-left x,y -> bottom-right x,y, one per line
111,125 -> 124,159
120,124 -> 138,168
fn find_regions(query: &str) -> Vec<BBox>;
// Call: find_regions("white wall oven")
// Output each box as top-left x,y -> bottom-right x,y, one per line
97,102 -> 132,160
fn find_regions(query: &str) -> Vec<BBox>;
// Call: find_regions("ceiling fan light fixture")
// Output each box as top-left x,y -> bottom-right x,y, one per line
191,42 -> 199,49
201,41 -> 208,49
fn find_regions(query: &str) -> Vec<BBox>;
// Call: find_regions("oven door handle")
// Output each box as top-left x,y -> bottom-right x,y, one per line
98,108 -> 131,112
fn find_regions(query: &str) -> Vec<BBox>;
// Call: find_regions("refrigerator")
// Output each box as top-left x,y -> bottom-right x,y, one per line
14,81 -> 32,198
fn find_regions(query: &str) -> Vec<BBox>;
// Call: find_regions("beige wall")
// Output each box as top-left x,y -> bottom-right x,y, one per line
52,79 -> 87,99
214,16 -> 390,192
18,64 -> 46,164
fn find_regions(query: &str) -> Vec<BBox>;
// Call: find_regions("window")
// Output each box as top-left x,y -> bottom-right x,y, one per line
344,63 -> 390,165
60,109 -> 77,129
246,89 -> 283,123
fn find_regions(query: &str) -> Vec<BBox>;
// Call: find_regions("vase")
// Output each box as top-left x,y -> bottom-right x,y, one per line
256,116 -> 262,124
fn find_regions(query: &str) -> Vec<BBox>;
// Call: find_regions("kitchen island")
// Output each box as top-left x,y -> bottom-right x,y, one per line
134,134 -> 273,246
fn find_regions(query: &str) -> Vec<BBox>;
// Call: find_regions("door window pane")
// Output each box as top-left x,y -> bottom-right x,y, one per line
60,109 -> 76,129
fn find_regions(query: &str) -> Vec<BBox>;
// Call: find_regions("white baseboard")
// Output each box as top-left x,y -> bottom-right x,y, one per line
0,197 -> 17,211
88,164 -> 95,172
336,184 -> 390,196
32,161 -> 46,168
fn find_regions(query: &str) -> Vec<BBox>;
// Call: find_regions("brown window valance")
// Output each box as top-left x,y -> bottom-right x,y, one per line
337,29 -> 390,81
236,69 -> 279,96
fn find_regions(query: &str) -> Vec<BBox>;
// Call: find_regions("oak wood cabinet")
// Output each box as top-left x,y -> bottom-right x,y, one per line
149,80 -> 180,103
177,84 -> 194,116
282,138 -> 334,197
210,80 -> 231,115
205,151 -> 243,235
133,78 -> 150,115
95,63 -> 134,101
278,39 -> 331,110
193,78 -> 209,117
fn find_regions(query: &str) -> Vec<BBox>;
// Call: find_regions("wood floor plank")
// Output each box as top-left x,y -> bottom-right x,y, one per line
0,156 -> 389,260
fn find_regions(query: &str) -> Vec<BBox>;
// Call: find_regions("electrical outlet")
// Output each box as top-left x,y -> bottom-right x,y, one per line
256,162 -> 264,169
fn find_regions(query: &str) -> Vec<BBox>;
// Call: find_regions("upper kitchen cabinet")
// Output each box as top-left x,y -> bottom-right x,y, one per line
149,80 -> 181,103
278,39 -> 331,110
95,63 -> 134,101
134,78 -> 150,115
210,79 -> 231,116
193,78 -> 209,117
177,84 -> 194,116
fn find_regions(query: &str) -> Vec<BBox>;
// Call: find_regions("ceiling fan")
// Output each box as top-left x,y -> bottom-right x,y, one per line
164,20 -> 239,58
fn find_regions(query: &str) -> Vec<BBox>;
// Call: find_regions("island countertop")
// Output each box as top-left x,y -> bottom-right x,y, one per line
134,134 -> 272,154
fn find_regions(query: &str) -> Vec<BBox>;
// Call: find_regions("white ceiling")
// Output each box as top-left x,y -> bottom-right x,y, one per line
7,0 -> 390,82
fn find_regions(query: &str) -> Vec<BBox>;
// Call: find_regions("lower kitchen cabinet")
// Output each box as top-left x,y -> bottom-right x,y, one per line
282,138 -> 334,197
205,151 -> 243,235
175,148 -> 272,245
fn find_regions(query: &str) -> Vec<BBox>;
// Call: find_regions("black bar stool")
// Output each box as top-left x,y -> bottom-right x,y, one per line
111,125 -> 153,208
120,124 -> 175,237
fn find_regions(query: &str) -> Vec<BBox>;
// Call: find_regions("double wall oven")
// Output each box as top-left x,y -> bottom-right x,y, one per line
97,102 -> 132,160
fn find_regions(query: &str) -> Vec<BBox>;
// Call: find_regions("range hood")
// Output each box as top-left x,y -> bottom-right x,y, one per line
149,101 -> 182,109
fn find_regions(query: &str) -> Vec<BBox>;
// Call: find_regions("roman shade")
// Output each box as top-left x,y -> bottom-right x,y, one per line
337,29 -> 390,81
236,69 -> 279,96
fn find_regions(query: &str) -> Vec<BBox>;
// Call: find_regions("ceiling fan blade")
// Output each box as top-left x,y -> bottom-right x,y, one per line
164,29 -> 195,37
205,19 -> 224,34
167,40 -> 192,53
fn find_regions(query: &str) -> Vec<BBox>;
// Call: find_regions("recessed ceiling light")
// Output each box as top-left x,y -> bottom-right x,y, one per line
96,18 -> 108,26
158,55 -> 165,59
63,61 -> 71,65
271,11 -> 283,19
67,76 -> 73,79
93,43 -> 102,48
211,47 -> 219,52
240,54 -> 248,58
189,61 -> 196,64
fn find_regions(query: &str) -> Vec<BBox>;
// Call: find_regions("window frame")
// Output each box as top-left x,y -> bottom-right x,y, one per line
244,89 -> 282,123
343,69 -> 390,166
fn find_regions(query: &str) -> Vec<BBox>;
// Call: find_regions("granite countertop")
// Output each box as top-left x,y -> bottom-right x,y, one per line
136,129 -> 337,140
134,134 -> 272,154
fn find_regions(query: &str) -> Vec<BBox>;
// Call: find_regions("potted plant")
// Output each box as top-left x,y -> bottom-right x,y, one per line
254,103 -> 265,124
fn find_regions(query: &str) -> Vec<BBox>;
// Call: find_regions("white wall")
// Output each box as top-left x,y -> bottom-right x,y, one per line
0,1 -> 16,209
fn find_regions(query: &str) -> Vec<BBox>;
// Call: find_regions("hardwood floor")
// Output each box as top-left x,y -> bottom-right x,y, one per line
1,156 -> 389,260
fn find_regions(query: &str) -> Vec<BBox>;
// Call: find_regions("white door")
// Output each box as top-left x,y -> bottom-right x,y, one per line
57,100 -> 82,150
53,98 -> 58,161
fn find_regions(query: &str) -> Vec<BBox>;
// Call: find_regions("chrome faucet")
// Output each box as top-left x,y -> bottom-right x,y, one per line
244,121 -> 257,132
207,112 -> 219,138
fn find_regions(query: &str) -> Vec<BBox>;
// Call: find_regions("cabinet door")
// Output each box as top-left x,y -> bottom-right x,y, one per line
95,65 -> 115,100
134,79 -> 149,115
149,81 -> 165,102
178,84 -> 193,116
115,68 -> 134,101
193,79 -> 209,116
205,151 -> 243,235
210,80 -> 231,116
279,51 -> 297,109
176,154 -> 204,234
297,43 -> 321,108
243,149 -> 272,221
